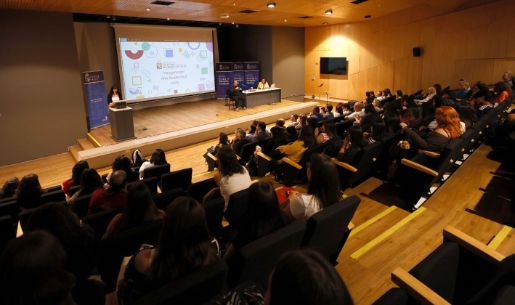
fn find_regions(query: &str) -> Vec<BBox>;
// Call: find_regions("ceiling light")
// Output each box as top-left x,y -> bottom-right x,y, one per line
324,9 -> 333,16
267,2 -> 276,8
283,19 -> 287,22
145,7 -> 151,12
166,17 -> 170,21
221,14 -> 230,19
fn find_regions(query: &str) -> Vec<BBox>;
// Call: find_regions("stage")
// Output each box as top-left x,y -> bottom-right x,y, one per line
71,99 -> 318,168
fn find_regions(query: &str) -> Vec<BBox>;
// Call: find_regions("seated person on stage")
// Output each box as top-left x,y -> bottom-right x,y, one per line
107,85 -> 122,107
229,80 -> 246,110
257,78 -> 270,89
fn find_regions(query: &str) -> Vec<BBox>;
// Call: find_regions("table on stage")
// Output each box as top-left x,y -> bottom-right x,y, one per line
109,106 -> 135,141
242,87 -> 281,108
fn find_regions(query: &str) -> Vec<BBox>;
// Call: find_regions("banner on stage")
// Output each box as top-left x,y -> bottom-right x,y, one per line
215,61 -> 260,97
215,70 -> 233,99
82,71 -> 109,130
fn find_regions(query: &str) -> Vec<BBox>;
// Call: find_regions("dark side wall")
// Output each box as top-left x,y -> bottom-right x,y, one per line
0,9 -> 87,166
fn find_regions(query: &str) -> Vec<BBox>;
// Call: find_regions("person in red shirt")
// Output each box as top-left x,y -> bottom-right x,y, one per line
62,161 -> 89,197
88,170 -> 128,214
492,81 -> 511,105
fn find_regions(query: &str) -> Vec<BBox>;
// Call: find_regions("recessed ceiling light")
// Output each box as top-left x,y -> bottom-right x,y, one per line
324,9 -> 333,15
145,7 -> 151,12
231,21 -> 235,25
221,14 -> 230,19
267,2 -> 276,8
166,17 -> 170,21
283,19 -> 287,22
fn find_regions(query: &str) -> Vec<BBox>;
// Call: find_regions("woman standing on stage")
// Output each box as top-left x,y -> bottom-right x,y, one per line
107,86 -> 122,106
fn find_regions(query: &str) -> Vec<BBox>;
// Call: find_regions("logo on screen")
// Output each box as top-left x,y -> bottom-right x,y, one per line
165,49 -> 174,58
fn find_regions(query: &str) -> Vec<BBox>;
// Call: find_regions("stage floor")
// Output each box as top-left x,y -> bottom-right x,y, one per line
90,99 -> 301,146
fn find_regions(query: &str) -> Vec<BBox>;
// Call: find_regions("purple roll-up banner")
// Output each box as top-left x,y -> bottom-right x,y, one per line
244,62 -> 260,89
81,71 -> 109,130
215,62 -> 233,98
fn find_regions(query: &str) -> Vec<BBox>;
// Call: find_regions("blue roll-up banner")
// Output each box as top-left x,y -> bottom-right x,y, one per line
81,71 -> 109,130
215,61 -> 260,97
244,62 -> 260,88
215,62 -> 233,98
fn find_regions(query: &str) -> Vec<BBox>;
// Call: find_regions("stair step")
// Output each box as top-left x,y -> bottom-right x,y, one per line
68,144 -> 82,162
78,138 -> 95,150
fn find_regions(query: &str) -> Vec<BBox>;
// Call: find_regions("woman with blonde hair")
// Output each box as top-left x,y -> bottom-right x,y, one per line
402,106 -> 463,151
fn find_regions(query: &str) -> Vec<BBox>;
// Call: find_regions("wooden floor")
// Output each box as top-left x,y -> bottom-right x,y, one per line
0,134 -> 513,304
90,99 -> 300,146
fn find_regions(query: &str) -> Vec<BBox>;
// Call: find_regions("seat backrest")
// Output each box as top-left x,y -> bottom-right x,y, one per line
71,194 -> 93,219
68,185 -> 80,197
239,142 -> 258,165
0,195 -> 16,204
40,190 -> 66,204
225,189 -> 250,227
433,138 -> 463,176
187,178 -> 217,203
371,288 -> 408,305
45,185 -> 62,193
141,176 -> 158,195
160,168 -> 193,192
410,241 -> 460,303
153,189 -> 185,211
234,220 -> 306,288
348,141 -> 383,186
0,215 -> 16,252
0,201 -> 20,220
99,220 -> 163,292
204,197 -> 225,239
83,208 -> 119,240
134,260 -> 227,305
302,196 -> 360,263
460,128 -> 476,154
143,163 -> 171,180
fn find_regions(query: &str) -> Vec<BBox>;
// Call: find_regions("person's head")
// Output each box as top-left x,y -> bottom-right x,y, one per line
327,104 -> 333,112
17,174 -> 42,204
342,103 -> 352,111
261,78 -> 266,84
299,125 -> 315,148
265,250 -> 353,305
494,81 -> 510,95
121,182 -> 158,227
257,121 -> 267,133
353,102 -> 364,112
435,106 -> 462,139
364,103 -> 376,114
307,154 -> 340,209
0,231 -> 75,305
235,128 -> 246,140
270,126 -> 287,143
71,161 -> 89,186
384,112 -> 401,133
132,149 -> 144,167
458,79 -> 469,90
218,132 -> 229,145
276,119 -> 285,128
312,106 -> 320,115
502,71 -> 513,82
396,89 -> 403,97
249,124 -> 257,134
233,79 -> 239,87
286,126 -> 298,140
428,86 -> 437,95
348,125 -> 366,148
433,84 -> 442,95
110,86 -> 119,95
384,88 -> 392,97
79,168 -> 102,194
151,196 -> 215,283
291,114 -> 299,123
216,146 -> 244,177
335,105 -> 343,115
108,170 -> 127,193
247,182 -> 281,224
299,114 -> 308,126
112,155 -> 132,176
2,177 -> 19,198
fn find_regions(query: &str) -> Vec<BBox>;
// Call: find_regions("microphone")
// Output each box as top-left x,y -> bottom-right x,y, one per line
318,83 -> 324,87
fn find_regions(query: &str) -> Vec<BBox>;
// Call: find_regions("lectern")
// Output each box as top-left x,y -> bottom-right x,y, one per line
109,106 -> 135,141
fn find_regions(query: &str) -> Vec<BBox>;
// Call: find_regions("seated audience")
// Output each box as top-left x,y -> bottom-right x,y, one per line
107,155 -> 134,183
119,196 -> 220,301
323,105 -> 335,119
337,126 -> 369,164
266,250 -> 354,305
276,125 -> 314,163
68,168 -> 103,205
224,182 -> 287,261
16,173 -> 43,210
264,126 -> 289,155
309,106 -> 324,123
0,176 -> 19,199
246,122 -> 258,142
204,133 -> 230,171
315,121 -> 342,157
283,153 -> 341,220
214,146 -> 252,208
288,114 -> 300,130
402,105 -> 463,151
275,118 -> 286,133
492,81 -> 511,105
89,170 -> 128,213
475,96 -> 494,118
286,125 -> 298,143
231,128 -> 250,155
455,79 -> 471,99
358,103 -> 382,133
62,160 -> 89,197
502,71 -> 514,89
139,149 -> 169,179
0,231 -> 76,305
415,86 -> 437,104
105,182 -> 165,237
132,149 -> 145,168
253,121 -> 270,142
345,102 -> 364,121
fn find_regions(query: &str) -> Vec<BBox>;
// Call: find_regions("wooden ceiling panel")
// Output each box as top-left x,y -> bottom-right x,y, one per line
0,0 -> 498,27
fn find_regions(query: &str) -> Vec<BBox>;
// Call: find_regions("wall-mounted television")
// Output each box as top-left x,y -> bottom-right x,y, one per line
320,57 -> 348,75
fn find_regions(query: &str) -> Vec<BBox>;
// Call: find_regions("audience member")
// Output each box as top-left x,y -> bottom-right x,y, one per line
345,102 -> 364,120
119,196 -> 220,301
309,106 -> 324,123
132,149 -> 145,169
214,146 -> 252,208
89,170 -> 128,213
283,153 -> 341,220
288,114 -> 300,130
359,103 -> 381,133
415,86 -> 437,104
315,121 -> 342,157
502,71 -> 514,89
265,250 -> 354,305
68,168 -> 103,205
264,126 -> 289,155
276,125 -> 314,163
231,128 -> 250,155
455,79 -> 471,99
337,126 -> 369,164
492,81 -> 511,105
0,231 -> 76,305
62,161 -> 89,197
254,121 -> 270,142
108,155 -> 134,182
139,149 -> 169,179
16,173 -> 43,210
323,105 -> 335,119
0,176 -> 19,199
105,182 -> 165,237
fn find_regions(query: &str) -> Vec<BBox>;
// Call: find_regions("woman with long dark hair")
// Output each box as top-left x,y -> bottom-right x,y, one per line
120,197 -> 219,300
16,174 -> 43,210
214,146 -> 251,208
107,85 -> 122,106
105,182 -> 165,236
68,168 -> 103,205
337,126 -> 369,164
139,149 -> 169,179
276,125 -> 314,163
62,161 -> 89,197
283,154 -> 341,220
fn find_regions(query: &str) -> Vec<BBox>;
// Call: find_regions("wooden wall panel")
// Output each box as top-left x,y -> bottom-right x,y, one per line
305,0 -> 515,100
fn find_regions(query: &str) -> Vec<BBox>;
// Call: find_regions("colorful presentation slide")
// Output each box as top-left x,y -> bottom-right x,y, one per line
119,40 -> 215,100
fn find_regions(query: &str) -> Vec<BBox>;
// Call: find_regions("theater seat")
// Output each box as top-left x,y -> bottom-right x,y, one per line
142,163 -> 170,181
133,259 -> 227,305
371,288 -> 408,305
153,188 -> 185,211
204,197 -> 225,240
160,168 -> 192,192
70,194 -> 93,219
301,195 -> 360,264
83,208 -> 119,240
0,215 -> 15,252
225,189 -> 250,228
187,178 -> 217,203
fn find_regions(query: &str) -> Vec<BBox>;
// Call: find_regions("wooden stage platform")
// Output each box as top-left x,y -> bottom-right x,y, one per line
72,99 -> 318,168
